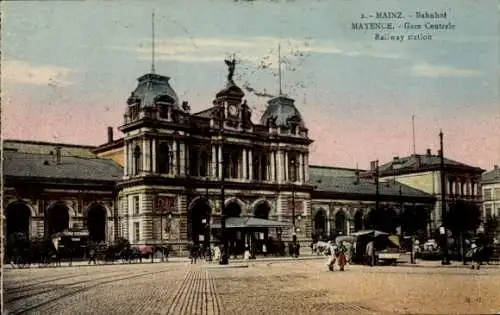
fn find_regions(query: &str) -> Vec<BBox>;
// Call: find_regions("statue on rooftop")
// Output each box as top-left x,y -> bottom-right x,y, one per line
224,56 -> 236,83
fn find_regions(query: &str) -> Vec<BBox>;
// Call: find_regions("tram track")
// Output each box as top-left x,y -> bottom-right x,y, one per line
4,268 -> 130,293
6,268 -> 174,315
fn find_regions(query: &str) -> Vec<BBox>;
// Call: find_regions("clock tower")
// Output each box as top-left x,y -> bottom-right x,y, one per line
212,58 -> 252,130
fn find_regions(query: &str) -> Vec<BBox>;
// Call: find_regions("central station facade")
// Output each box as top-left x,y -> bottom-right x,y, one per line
4,62 -> 441,255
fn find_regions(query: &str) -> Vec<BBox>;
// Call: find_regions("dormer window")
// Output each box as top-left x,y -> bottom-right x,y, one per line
129,104 -> 140,120
291,123 -> 298,135
158,107 -> 168,119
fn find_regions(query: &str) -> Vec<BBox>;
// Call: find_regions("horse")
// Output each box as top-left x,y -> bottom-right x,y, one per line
313,241 -> 334,256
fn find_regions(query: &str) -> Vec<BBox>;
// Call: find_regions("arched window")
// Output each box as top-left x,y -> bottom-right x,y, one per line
157,143 -> 170,174
133,145 -> 141,175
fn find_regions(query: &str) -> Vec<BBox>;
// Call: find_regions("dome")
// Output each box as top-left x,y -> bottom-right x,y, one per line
127,73 -> 180,108
259,95 -> 305,128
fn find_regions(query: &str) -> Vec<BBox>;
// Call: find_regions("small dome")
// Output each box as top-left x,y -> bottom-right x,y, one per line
260,95 -> 305,128
127,73 -> 180,108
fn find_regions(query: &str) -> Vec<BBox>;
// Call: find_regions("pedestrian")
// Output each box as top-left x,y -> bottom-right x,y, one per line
336,241 -> 347,271
190,243 -> 198,264
366,241 -> 375,267
244,244 -> 251,261
88,245 -> 97,265
262,243 -> 267,257
327,245 -> 336,271
347,243 -> 355,264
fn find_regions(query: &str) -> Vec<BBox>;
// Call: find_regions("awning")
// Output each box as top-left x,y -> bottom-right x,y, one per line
51,229 -> 89,239
349,230 -> 389,237
211,217 -> 293,229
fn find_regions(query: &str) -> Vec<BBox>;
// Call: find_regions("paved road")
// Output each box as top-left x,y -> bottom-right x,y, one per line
4,260 -> 500,315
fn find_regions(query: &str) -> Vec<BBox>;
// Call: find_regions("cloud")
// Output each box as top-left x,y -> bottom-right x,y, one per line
2,60 -> 76,86
411,61 -> 482,78
127,36 -> 401,65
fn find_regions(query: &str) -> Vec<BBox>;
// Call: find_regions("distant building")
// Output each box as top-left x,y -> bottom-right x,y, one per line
367,149 -> 484,233
3,140 -> 122,243
481,165 -> 500,237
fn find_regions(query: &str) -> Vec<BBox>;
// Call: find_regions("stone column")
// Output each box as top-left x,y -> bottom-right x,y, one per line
248,149 -> 253,180
304,153 -> 309,182
152,139 -> 157,173
298,153 -> 304,183
212,145 -> 217,178
124,141 -> 128,176
270,151 -> 275,182
276,151 -> 283,183
142,138 -> 149,173
179,141 -> 186,176
242,148 -> 248,180
218,145 -> 222,178
172,140 -> 178,175
284,151 -> 289,182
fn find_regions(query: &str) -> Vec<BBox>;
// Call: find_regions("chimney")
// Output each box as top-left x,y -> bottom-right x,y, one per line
437,149 -> 442,156
370,160 -> 377,171
55,146 -> 62,164
107,127 -> 114,143
495,165 -> 499,170
426,149 -> 431,156
393,156 -> 399,161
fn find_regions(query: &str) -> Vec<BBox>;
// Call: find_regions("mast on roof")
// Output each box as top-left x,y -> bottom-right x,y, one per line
151,10 -> 156,74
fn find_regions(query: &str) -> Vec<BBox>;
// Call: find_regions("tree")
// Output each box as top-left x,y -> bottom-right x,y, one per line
483,215 -> 499,243
444,200 -> 481,236
400,206 -> 430,238
364,205 -> 399,233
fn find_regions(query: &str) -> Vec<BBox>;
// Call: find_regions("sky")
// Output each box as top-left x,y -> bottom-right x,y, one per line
2,0 -> 499,170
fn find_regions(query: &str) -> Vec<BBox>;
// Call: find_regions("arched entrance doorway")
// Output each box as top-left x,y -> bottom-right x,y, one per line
87,204 -> 107,243
313,210 -> 327,241
254,202 -> 270,219
189,198 -> 211,245
335,211 -> 346,236
253,201 -> 273,250
224,201 -> 242,256
224,202 -> 241,218
47,203 -> 70,237
5,202 -> 31,240
354,211 -> 363,232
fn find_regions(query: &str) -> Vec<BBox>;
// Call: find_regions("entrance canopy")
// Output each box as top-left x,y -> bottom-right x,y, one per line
51,229 -> 89,239
349,230 -> 389,237
211,217 -> 292,229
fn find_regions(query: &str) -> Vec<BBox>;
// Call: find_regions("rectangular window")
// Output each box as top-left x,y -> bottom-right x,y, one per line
133,196 -> 140,215
494,188 -> 500,200
484,189 -> 492,201
134,222 -> 140,243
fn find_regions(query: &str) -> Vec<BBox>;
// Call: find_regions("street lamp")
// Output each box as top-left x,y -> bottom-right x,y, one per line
439,130 -> 450,265
291,159 -> 297,235
218,102 -> 229,265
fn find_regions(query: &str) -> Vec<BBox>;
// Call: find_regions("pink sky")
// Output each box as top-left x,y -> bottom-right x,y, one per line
4,91 -> 499,171
2,1 -> 499,171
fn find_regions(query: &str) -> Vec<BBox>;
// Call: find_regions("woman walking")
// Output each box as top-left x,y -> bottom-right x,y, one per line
336,241 -> 348,271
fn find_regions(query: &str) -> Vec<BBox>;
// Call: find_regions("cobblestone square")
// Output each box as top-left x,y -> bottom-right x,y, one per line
4,260 -> 500,315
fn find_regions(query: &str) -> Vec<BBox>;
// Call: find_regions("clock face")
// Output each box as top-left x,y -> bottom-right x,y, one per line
228,104 -> 238,116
